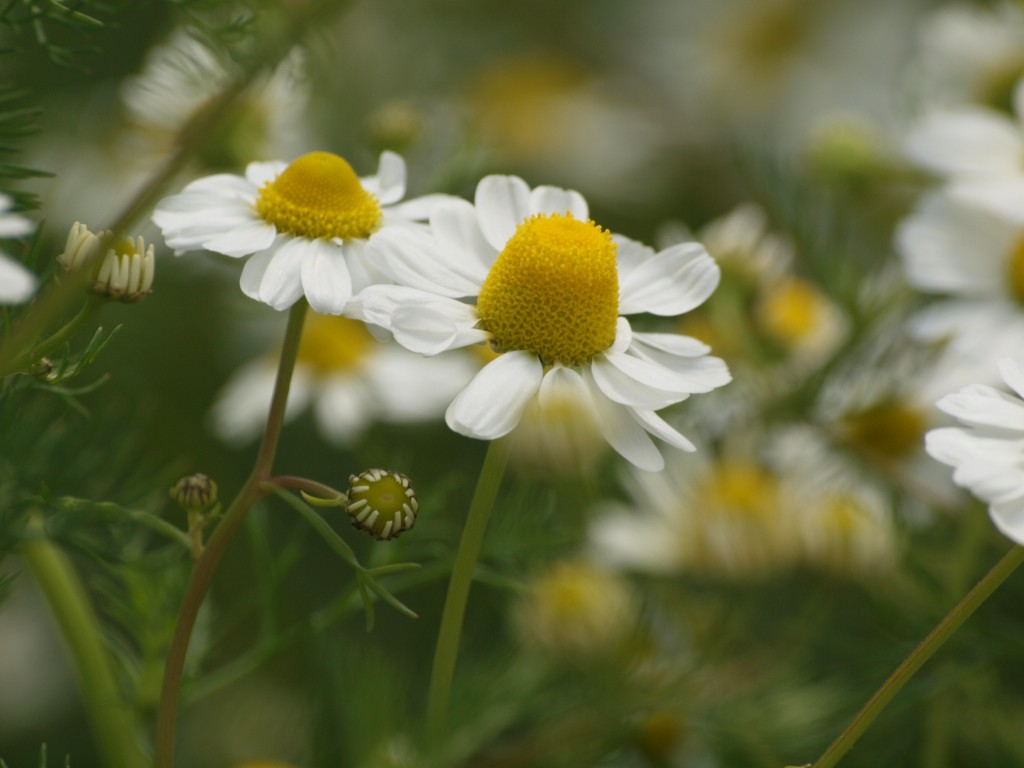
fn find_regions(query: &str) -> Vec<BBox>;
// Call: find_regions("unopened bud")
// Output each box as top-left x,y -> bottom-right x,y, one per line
345,468 -> 417,540
171,473 -> 218,510
58,222 -> 155,302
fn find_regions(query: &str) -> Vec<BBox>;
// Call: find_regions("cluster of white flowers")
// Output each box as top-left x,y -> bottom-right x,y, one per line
154,151 -> 731,470
0,195 -> 36,305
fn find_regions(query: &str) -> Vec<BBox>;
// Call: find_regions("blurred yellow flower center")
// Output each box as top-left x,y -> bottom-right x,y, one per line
702,461 -> 779,520
255,151 -> 381,241
1008,237 -> 1024,304
296,314 -> 373,375
476,213 -> 619,366
757,277 -> 826,345
842,400 -> 927,461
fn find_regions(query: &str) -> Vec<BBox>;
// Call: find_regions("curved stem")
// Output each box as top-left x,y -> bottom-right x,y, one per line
22,514 -> 146,768
153,301 -> 307,768
811,544 -> 1024,768
426,436 -> 512,747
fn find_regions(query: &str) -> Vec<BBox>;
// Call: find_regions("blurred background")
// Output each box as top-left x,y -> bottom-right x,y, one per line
3,0 -> 1024,766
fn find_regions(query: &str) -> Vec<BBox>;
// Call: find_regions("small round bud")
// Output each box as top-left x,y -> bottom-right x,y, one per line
171,473 -> 218,510
345,469 -> 417,541
31,357 -> 54,380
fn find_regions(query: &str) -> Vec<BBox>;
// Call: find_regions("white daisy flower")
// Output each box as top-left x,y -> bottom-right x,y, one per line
347,175 -> 731,471
896,188 -> 1024,385
0,194 -> 36,305
926,357 -> 1024,545
210,312 -> 477,445
152,150 -> 447,314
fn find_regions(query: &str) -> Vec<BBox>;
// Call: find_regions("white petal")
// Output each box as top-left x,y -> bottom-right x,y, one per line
367,151 -> 406,205
630,331 -> 711,357
203,220 -> 278,258
614,234 -> 656,280
528,185 -> 588,219
629,336 -> 732,391
430,197 -> 495,281
301,239 -> 353,314
245,161 -> 286,187
474,175 -> 530,251
0,254 -> 36,303
936,384 -> 1024,431
386,193 -> 460,220
371,225 -> 481,297
184,172 -> 258,198
990,496 -> 1024,546
258,238 -> 306,310
348,285 -> 487,354
314,374 -> 371,444
630,408 -> 697,452
239,249 -> 275,301
209,360 -> 310,444
998,358 -> 1024,400
591,353 -> 683,409
367,347 -> 477,421
583,369 -> 663,471
619,242 -> 720,316
445,351 -> 543,439
949,178 -> 1024,225
905,108 -> 1024,177
0,212 -> 34,238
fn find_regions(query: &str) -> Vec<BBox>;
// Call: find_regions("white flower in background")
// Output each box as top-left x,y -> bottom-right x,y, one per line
348,175 -> 731,471
153,151 -> 447,314
904,77 -> 1024,183
210,313 -> 476,445
0,194 -> 36,304
926,357 -> 1024,545
591,435 -> 898,581
896,189 -> 1024,384
121,29 -> 310,164
912,3 -> 1024,111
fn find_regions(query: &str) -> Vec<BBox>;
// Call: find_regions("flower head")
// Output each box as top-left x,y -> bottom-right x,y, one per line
349,175 -> 731,471
0,194 -> 36,305
926,357 -> 1024,545
152,151 -> 445,314
59,222 -> 155,302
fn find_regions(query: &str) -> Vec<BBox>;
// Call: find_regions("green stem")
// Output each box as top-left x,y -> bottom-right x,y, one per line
426,436 -> 512,746
22,514 -> 146,768
153,301 -> 307,768
811,544 -> 1024,768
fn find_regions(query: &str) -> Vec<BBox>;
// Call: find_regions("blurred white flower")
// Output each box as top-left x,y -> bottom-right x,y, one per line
896,189 -> 1024,386
153,151 -> 448,314
0,194 -> 36,305
591,431 -> 898,580
210,313 -> 476,445
348,175 -> 730,471
926,357 -> 1024,545
912,3 -> 1024,111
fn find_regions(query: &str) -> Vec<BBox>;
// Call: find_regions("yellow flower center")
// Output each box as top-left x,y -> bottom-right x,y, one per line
842,400 -> 927,462
296,314 -> 374,376
757,277 -> 826,345
1008,236 -> 1024,304
702,460 -> 779,520
346,469 -> 417,541
476,213 -> 619,366
254,151 -> 382,241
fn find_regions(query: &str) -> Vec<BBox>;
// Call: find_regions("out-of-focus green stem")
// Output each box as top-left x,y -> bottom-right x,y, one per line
153,301 -> 307,768
22,515 -> 146,768
810,544 -> 1024,768
426,436 -> 511,747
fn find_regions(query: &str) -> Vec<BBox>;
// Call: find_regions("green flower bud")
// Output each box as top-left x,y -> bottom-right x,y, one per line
345,469 -> 417,541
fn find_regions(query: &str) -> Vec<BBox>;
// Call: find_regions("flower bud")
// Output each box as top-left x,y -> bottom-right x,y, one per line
345,468 -> 417,540
170,473 -> 218,510
58,222 -> 155,302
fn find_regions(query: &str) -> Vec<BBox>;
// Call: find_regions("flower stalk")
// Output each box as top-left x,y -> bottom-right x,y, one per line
426,435 -> 512,747
22,514 -> 146,768
153,300 -> 307,768
810,544 -> 1024,768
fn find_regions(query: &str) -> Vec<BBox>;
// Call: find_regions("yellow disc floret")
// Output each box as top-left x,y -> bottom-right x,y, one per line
476,213 -> 619,366
254,151 -> 382,241
296,313 -> 374,376
1008,236 -> 1024,304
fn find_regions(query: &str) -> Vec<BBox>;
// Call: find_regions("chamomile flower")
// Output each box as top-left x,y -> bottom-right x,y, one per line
0,194 -> 36,304
210,313 -> 476,445
926,357 -> 1024,545
348,175 -> 731,471
896,189 -> 1024,380
153,150 -> 446,314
